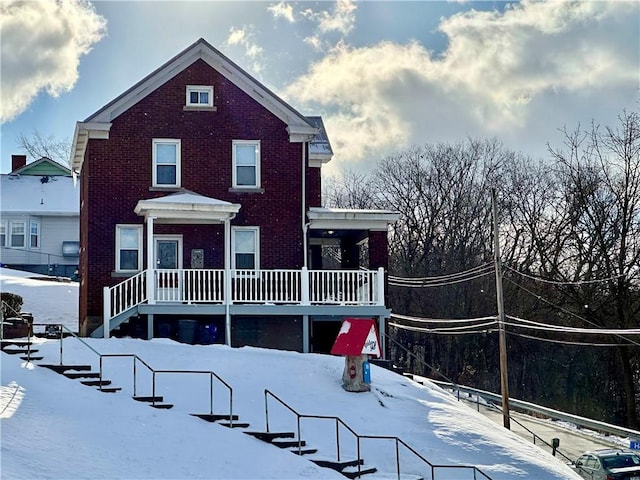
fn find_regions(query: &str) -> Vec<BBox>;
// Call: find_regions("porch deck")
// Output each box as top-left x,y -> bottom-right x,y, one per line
102,267 -> 387,337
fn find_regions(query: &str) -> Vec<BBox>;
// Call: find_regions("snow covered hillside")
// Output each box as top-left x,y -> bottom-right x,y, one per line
0,268 -> 581,479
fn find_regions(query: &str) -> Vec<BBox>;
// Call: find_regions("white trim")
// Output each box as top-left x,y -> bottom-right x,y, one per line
186,85 -> 213,107
9,220 -> 26,248
307,207 -> 400,232
29,219 -> 40,249
232,140 -> 260,189
231,226 -> 259,270
0,221 -> 6,247
115,224 -> 143,272
154,235 -> 183,269
152,139 -> 181,188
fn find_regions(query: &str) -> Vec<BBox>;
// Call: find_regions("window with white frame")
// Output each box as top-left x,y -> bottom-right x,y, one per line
0,222 -> 6,247
186,85 -> 213,107
152,139 -> 181,187
30,220 -> 40,248
232,140 -> 260,188
116,225 -> 143,272
232,227 -> 259,270
9,221 -> 26,248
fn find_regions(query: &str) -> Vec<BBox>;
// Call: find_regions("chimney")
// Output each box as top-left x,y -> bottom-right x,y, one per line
11,154 -> 27,172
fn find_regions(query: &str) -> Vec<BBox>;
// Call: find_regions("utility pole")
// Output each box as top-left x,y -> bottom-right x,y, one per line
492,189 -> 511,429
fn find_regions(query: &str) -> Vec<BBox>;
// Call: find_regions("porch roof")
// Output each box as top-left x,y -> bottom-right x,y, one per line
307,207 -> 400,232
134,191 -> 241,223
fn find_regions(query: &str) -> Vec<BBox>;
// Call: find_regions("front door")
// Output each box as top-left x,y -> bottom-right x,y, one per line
155,236 -> 182,300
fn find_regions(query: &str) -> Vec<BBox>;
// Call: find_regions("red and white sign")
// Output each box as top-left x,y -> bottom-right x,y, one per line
330,318 -> 381,357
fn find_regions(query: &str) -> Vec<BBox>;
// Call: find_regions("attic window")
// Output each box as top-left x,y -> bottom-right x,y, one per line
186,85 -> 213,107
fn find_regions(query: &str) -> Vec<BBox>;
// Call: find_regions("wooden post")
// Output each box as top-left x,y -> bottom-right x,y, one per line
342,354 -> 370,392
492,189 -> 511,429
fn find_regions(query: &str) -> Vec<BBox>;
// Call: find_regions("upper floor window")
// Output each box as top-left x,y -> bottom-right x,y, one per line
152,139 -> 181,187
232,140 -> 260,188
0,222 -> 6,247
30,220 -> 40,248
186,85 -> 213,107
116,225 -> 143,272
9,221 -> 26,248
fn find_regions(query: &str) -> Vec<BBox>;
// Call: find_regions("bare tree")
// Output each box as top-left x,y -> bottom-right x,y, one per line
16,130 -> 71,166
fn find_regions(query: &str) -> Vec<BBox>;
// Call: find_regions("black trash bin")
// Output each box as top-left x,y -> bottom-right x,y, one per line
177,319 -> 198,344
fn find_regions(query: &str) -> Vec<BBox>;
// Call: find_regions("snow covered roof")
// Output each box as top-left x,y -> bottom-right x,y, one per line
0,174 -> 79,215
306,116 -> 333,166
307,207 -> 400,231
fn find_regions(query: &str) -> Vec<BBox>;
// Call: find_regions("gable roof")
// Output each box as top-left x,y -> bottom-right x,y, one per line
12,157 -> 71,176
71,38 -> 320,172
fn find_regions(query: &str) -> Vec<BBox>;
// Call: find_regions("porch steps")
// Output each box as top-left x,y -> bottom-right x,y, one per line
312,459 -> 377,479
133,396 -> 165,403
64,371 -> 100,379
40,364 -> 93,374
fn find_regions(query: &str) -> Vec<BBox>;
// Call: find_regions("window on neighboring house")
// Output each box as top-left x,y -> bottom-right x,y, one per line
232,140 -> 260,188
186,85 -> 213,107
30,220 -> 40,248
116,225 -> 143,272
232,227 -> 259,270
9,221 -> 26,248
152,139 -> 181,187
0,222 -> 6,247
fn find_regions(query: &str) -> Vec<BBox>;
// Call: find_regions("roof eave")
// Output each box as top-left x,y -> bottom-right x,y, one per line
70,122 -> 112,173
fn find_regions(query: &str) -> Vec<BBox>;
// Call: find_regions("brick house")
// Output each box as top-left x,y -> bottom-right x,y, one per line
70,38 -> 398,353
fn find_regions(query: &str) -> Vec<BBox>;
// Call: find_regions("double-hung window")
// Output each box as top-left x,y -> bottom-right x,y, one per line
186,85 -> 213,107
152,139 -> 181,187
9,221 -> 26,248
29,220 -> 40,248
116,225 -> 143,272
232,140 -> 260,188
0,222 -> 6,247
232,227 -> 259,270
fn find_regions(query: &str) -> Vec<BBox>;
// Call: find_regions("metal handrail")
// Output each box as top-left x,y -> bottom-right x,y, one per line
263,389 -> 493,480
28,322 -> 100,365
98,353 -> 154,396
153,369 -> 234,426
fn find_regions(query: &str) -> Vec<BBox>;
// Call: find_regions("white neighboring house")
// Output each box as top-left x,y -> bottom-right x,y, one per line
0,155 -> 79,278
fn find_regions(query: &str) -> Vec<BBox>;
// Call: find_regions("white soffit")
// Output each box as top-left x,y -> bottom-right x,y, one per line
307,207 -> 400,231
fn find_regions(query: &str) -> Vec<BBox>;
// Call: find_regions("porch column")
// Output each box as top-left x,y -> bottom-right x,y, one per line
378,315 -> 386,360
302,315 -> 310,353
224,218 -> 232,346
146,216 -> 156,305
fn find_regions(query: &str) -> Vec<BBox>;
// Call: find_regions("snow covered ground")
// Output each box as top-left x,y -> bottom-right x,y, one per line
0,268 -> 581,479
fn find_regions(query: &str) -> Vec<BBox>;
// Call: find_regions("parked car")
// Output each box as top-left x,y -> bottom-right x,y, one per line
572,449 -> 640,479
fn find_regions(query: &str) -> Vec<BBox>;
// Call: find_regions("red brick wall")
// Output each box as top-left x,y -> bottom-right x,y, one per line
81,59 -> 308,322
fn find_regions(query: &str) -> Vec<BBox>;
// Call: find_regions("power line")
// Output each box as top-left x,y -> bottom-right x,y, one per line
505,315 -> 640,335
390,312 -> 497,324
504,264 -> 625,286
506,331 -> 636,347
389,269 -> 493,288
389,263 -> 493,282
389,322 -> 498,335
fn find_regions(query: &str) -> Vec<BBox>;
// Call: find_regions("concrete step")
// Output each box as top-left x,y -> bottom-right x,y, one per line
3,348 -> 38,355
290,447 -> 318,456
312,458 -> 364,470
272,439 -> 306,449
20,355 -> 44,361
80,379 -> 112,387
190,413 -> 238,422
40,364 -> 92,374
64,371 -> 100,379
149,403 -> 174,409
244,431 -> 295,442
342,465 -> 378,479
218,421 -> 250,428
133,396 -> 164,403
97,387 -> 122,393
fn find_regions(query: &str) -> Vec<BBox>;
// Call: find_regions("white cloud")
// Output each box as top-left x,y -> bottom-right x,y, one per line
268,1 -> 295,23
317,0 -> 356,36
0,0 -> 106,123
284,0 -> 639,173
225,25 -> 264,73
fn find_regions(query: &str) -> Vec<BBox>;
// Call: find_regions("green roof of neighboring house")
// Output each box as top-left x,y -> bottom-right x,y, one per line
12,157 -> 71,176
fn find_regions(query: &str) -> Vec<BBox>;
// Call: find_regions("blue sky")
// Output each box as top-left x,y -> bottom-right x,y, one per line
1,0 -> 639,177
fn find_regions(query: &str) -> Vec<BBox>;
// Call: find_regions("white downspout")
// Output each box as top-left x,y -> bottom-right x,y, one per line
146,216 -> 155,305
224,217 -> 232,346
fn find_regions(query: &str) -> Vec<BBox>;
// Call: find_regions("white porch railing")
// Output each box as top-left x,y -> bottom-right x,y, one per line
104,267 -> 385,324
